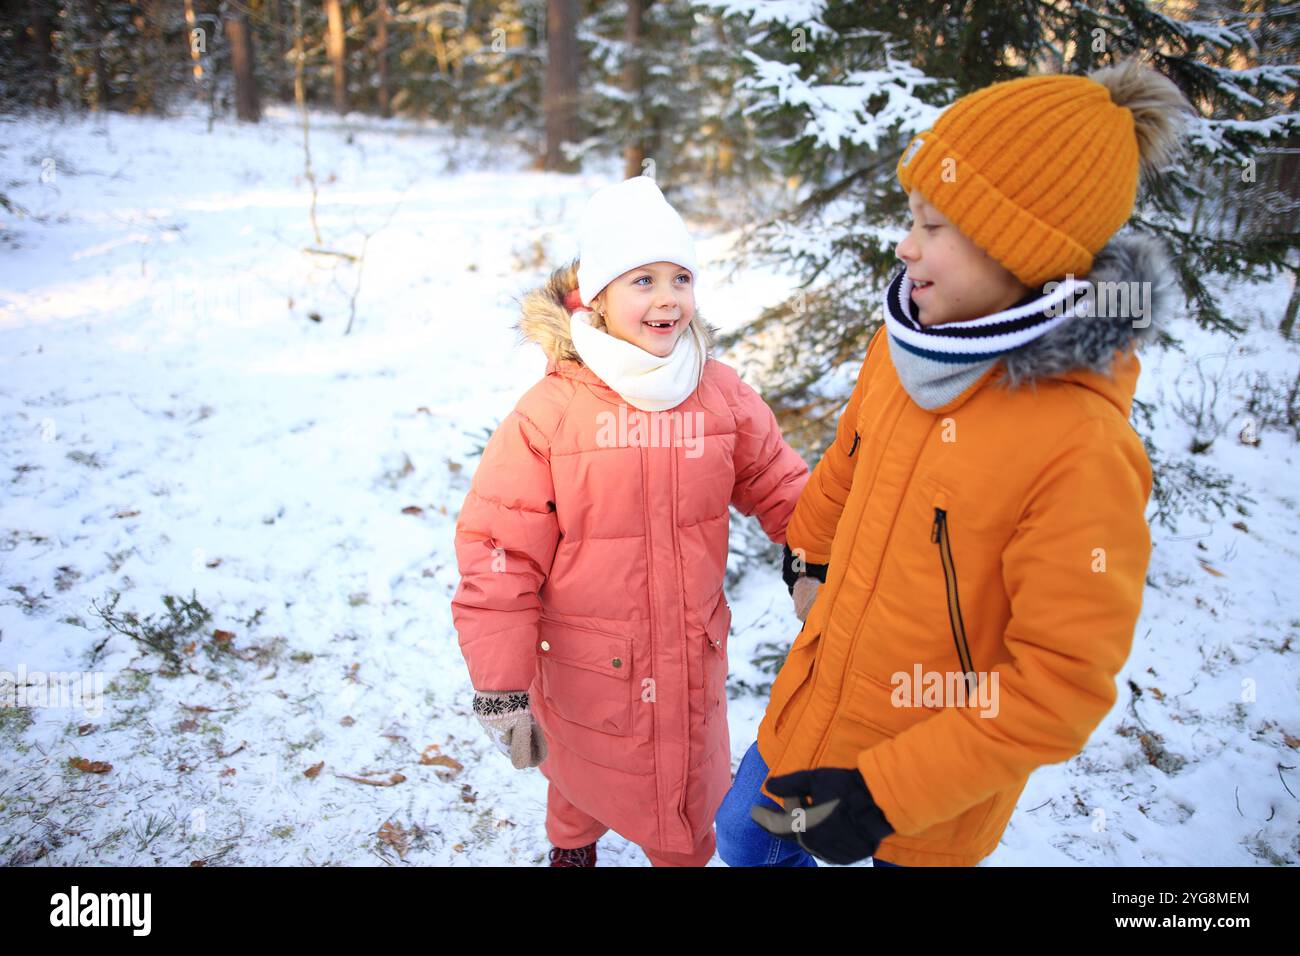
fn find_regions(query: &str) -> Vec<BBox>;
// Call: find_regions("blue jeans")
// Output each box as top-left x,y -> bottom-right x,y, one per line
716,739 -> 904,867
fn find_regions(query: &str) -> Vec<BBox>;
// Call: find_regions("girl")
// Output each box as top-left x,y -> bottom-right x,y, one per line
451,176 -> 810,866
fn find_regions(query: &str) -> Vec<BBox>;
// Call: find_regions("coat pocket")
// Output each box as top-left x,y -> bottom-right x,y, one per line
841,669 -> 940,735
688,591 -> 730,690
537,617 -> 633,736
702,595 -> 731,723
771,623 -> 822,739
931,502 -> 977,697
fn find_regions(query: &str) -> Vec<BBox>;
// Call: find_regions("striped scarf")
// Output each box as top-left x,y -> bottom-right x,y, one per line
882,267 -> 1086,410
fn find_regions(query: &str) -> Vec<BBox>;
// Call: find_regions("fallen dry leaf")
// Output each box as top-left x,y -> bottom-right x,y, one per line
304,761 -> 324,778
339,772 -> 406,787
212,629 -> 236,643
1197,559 -> 1225,577
69,757 -> 111,773
419,744 -> 463,772
401,505 -> 424,515
378,821 -> 410,859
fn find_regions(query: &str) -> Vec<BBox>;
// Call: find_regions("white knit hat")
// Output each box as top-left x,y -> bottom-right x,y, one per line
575,176 -> 699,306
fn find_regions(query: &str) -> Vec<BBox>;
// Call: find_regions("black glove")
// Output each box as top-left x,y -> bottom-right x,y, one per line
750,767 -> 895,865
781,544 -> 828,596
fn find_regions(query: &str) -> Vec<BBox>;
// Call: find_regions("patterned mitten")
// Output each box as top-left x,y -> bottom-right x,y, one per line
472,689 -> 548,769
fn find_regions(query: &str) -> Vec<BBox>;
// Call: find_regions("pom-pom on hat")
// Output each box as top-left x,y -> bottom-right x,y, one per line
575,176 -> 699,306
896,58 -> 1191,289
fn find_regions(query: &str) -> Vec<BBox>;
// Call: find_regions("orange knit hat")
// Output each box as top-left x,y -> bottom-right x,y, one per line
897,69 -> 1157,289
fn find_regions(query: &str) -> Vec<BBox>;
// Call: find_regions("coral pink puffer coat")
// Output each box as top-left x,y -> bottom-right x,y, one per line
452,263 -> 809,854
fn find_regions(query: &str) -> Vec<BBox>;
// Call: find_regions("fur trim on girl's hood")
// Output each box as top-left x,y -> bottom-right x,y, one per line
515,259 -> 717,366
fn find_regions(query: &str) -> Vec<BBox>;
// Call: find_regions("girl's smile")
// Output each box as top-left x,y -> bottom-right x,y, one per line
593,261 -> 695,357
643,317 -> 681,334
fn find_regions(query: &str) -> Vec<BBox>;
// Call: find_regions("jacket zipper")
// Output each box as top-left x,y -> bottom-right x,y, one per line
931,507 -> 976,696
848,430 -> 860,457
664,441 -> 693,836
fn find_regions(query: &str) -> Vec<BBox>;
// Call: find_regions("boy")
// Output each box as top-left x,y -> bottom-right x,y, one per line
715,58 -> 1192,866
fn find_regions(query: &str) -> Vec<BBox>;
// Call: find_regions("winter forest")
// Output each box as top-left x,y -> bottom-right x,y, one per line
1,0 -> 1298,874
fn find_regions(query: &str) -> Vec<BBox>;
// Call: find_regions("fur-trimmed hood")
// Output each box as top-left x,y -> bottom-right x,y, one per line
516,260 -> 717,367
1000,231 -> 1178,387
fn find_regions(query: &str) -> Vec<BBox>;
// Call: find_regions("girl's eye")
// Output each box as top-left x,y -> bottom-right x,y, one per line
633,276 -> 651,286
922,224 -> 940,232
675,274 -> 691,284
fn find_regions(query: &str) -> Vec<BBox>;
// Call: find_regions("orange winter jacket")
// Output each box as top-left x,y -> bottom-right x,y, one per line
757,233 -> 1172,866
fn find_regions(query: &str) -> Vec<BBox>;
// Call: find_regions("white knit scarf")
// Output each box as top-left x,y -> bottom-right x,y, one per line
568,310 -> 704,412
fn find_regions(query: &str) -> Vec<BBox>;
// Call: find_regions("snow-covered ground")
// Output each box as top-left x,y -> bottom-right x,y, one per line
1,103 -> 1296,866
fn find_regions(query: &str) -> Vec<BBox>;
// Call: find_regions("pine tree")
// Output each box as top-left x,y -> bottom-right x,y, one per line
698,0 -> 1300,478
577,0 -> 768,196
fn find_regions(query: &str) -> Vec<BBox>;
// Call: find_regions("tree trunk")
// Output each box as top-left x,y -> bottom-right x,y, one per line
133,0 -> 166,112
294,0 -> 322,245
183,0 -> 204,83
89,0 -> 112,110
227,8 -> 261,122
25,4 -> 59,107
326,0 -> 347,114
268,0 -> 291,100
206,0 -> 218,131
622,0 -> 644,178
1281,259 -> 1299,341
375,0 -> 390,118
543,0 -> 580,172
